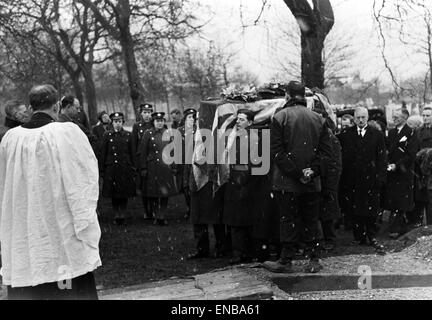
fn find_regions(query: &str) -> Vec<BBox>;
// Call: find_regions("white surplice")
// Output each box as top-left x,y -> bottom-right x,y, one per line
0,122 -> 101,287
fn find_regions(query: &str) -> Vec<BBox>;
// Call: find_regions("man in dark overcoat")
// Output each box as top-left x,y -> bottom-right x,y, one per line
132,103 -> 154,219
385,109 -> 419,237
409,107 -> 432,226
263,81 -> 333,273
319,121 -> 342,251
338,107 -> 387,254
137,112 -> 177,226
99,112 -> 137,225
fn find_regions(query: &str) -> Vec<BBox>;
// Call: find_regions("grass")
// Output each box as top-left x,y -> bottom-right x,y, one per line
94,194 -> 231,290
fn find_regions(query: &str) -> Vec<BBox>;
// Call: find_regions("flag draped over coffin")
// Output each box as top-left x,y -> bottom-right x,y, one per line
192,93 -> 335,193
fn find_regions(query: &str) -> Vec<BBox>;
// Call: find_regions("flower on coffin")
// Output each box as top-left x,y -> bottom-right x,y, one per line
221,84 -> 258,102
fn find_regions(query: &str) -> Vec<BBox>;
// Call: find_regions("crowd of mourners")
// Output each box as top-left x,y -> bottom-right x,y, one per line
1,81 -> 432,299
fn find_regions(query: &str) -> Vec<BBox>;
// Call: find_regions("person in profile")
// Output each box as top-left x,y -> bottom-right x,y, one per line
0,84 -> 102,300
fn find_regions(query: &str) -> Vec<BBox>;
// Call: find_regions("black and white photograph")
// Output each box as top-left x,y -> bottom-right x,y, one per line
1,0 -> 432,306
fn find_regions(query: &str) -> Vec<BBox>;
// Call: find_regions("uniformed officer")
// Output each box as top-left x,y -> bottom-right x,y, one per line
99,112 -> 137,225
132,103 -> 154,219
137,112 -> 178,226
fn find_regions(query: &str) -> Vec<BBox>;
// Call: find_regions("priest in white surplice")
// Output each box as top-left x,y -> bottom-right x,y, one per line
0,84 -> 102,300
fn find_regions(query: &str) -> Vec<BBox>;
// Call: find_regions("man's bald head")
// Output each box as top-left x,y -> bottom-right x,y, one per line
354,107 -> 369,128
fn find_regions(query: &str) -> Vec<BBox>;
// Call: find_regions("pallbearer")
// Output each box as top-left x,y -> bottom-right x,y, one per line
223,109 -> 259,264
99,112 -> 137,225
138,112 -> 177,226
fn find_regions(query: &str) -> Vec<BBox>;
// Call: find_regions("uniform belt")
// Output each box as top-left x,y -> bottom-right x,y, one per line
231,164 -> 249,171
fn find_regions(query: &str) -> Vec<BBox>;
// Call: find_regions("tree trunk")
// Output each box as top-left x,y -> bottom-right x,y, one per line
301,33 -> 325,89
82,64 -> 98,125
70,72 -> 84,106
283,0 -> 334,89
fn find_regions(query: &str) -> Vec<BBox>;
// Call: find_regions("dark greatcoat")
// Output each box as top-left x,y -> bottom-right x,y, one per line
137,127 -> 178,198
414,125 -> 432,202
223,128 -> 260,227
338,125 -> 387,217
384,124 -> 419,211
132,121 -> 153,151
320,129 -> 342,221
99,129 -> 137,198
92,122 -> 113,158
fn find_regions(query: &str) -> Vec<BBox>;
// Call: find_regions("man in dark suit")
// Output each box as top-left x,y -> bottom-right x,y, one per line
385,109 -> 418,238
338,107 -> 387,254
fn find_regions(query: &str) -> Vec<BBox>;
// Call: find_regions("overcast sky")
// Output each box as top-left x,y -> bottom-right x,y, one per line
196,0 -> 426,87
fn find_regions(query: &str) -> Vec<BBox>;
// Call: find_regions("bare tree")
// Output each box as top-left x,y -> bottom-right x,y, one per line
77,0 -> 202,118
373,0 -> 432,101
0,0 -> 109,123
283,0 -> 335,89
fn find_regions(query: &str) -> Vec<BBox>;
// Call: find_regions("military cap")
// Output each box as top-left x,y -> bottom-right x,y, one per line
152,112 -> 166,120
138,103 -> 153,112
286,81 -> 305,97
109,112 -> 124,121
237,108 -> 254,122
183,108 -> 197,118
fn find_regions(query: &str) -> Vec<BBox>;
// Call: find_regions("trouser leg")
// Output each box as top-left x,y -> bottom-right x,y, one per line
193,224 -> 210,255
389,210 -> 407,234
299,193 -> 321,259
213,224 -> 226,255
231,226 -> 248,258
276,191 -> 300,263
406,202 -> 424,225
365,215 -> 378,241
321,219 -> 336,242
352,215 -> 366,242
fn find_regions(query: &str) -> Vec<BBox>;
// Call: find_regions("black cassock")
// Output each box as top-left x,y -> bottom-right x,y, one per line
384,124 -> 419,212
338,125 -> 387,217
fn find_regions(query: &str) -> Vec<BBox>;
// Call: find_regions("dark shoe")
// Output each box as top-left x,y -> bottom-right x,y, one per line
114,218 -> 125,226
295,248 -> 304,257
214,251 -> 226,258
413,222 -> 423,228
370,239 -> 386,255
157,219 -> 168,226
388,232 -> 399,239
304,259 -> 323,273
350,239 -> 367,246
323,241 -> 335,251
263,259 -> 293,273
229,256 -> 253,265
187,251 -> 209,259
